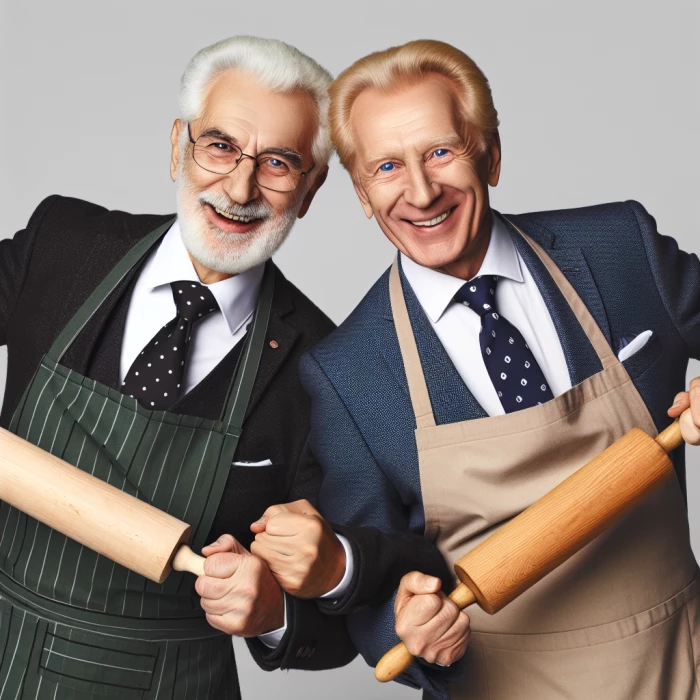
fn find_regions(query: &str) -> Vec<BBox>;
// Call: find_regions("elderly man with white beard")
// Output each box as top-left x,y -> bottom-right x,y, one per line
0,35 -> 452,699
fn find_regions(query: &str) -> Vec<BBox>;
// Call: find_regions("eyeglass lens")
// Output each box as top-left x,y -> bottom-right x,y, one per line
192,136 -> 303,192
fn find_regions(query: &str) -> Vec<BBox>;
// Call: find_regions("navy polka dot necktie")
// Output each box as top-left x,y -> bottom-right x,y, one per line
121,281 -> 219,410
454,276 -> 554,413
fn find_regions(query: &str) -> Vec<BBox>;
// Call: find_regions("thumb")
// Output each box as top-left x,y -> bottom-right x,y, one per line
250,516 -> 268,534
395,571 -> 441,615
201,534 -> 249,557
402,571 -> 442,595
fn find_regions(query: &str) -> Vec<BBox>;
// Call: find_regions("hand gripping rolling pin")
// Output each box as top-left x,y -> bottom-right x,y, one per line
375,412 -> 692,682
0,427 -> 205,583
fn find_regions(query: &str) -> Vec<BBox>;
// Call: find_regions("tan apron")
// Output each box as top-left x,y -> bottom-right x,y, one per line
389,225 -> 700,700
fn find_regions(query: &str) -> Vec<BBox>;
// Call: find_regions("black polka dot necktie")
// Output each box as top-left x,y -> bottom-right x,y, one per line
454,276 -> 554,413
121,281 -> 219,410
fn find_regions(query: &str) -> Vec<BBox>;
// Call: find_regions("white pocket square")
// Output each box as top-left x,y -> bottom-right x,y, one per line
617,330 -> 653,362
232,459 -> 273,467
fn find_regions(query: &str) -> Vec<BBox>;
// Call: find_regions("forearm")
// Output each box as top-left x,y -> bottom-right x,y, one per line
318,525 -> 452,615
247,594 -> 357,671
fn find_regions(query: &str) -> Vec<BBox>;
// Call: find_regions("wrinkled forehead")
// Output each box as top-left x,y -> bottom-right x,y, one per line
349,74 -> 464,165
197,68 -> 318,155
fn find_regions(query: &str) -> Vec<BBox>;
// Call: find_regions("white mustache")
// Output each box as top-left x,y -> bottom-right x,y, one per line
198,191 -> 272,220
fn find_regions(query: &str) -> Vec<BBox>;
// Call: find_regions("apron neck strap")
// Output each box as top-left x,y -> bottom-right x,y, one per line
502,217 -> 618,370
389,258 -> 437,429
221,260 -> 275,435
46,217 -> 176,363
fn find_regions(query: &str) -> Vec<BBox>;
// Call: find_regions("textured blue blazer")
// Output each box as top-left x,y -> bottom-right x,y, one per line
299,201 -> 700,697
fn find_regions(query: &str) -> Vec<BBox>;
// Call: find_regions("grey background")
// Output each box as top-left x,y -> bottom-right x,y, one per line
1,0 -> 698,697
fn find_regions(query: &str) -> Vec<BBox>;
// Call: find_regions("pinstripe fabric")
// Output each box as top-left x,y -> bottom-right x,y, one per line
0,224 -> 273,698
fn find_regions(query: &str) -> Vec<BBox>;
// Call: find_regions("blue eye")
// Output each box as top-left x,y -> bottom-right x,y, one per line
379,162 -> 394,172
269,158 -> 283,167
433,149 -> 449,157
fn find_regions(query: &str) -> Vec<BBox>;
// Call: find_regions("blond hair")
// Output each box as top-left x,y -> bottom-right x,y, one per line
329,40 -> 499,171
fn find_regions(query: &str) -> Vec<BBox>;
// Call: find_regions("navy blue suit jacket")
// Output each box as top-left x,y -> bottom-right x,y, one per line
299,202 -> 700,697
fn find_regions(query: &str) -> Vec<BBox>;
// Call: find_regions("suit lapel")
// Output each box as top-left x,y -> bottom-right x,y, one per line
380,264 -> 488,426
501,213 -> 605,387
243,268 -> 299,422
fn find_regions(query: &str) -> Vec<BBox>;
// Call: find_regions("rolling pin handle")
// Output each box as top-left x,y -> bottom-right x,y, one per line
655,414 -> 688,454
171,544 -> 206,577
374,583 -> 477,682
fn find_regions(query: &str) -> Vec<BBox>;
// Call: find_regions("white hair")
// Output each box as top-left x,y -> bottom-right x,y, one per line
179,35 -> 333,166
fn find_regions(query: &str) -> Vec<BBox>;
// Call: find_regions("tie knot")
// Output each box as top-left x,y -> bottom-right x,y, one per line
454,275 -> 499,316
171,281 -> 219,322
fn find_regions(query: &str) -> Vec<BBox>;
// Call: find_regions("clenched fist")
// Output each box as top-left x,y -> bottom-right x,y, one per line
250,499 -> 346,598
668,379 -> 700,445
395,571 -> 471,666
196,534 -> 284,637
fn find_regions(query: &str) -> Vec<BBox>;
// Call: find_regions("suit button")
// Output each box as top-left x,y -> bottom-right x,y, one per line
308,648 -> 315,658
296,646 -> 309,659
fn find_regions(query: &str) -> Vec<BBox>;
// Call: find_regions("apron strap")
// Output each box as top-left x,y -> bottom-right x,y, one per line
46,217 -> 176,363
502,217 -> 618,370
389,258 -> 437,430
221,260 -> 275,435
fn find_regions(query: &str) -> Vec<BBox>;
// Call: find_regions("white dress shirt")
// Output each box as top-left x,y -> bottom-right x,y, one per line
401,213 -> 572,415
120,221 -> 264,391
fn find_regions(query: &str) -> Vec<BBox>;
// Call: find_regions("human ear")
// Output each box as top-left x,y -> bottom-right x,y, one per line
487,130 -> 502,187
298,166 -> 329,219
170,120 -> 184,182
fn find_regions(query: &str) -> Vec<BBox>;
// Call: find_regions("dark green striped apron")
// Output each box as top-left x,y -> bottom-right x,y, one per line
0,219 -> 274,698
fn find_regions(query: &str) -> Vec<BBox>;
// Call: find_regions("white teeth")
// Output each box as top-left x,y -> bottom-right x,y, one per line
410,207 -> 453,227
214,206 -> 255,223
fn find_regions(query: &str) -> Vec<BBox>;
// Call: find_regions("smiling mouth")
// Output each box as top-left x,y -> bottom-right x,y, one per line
408,206 -> 456,228
208,204 -> 260,224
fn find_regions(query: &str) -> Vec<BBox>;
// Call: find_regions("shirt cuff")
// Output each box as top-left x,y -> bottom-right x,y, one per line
257,593 -> 288,649
319,533 -> 354,599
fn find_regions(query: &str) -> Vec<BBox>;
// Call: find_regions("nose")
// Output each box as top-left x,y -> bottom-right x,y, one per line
222,156 -> 259,204
403,161 -> 441,210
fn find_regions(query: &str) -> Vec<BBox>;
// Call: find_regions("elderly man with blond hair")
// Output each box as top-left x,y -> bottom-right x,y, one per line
280,39 -> 700,699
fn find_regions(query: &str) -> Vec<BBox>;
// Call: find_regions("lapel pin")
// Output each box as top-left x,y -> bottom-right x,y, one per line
269,340 -> 279,349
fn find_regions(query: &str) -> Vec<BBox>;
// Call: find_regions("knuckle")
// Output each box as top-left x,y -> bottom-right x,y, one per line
301,542 -> 318,562
306,517 -> 323,539
407,638 -> 427,657
400,571 -> 418,590
421,649 -> 437,664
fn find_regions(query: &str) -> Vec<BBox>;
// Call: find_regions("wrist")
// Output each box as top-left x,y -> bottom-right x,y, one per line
268,583 -> 285,632
326,534 -> 347,591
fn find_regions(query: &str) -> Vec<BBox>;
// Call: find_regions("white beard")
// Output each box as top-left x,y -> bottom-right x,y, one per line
175,162 -> 303,276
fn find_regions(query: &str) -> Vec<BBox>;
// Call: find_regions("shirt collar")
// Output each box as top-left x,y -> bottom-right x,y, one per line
142,220 -> 265,336
401,212 -> 524,323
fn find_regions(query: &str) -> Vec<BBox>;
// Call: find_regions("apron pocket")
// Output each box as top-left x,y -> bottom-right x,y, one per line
38,627 -> 157,698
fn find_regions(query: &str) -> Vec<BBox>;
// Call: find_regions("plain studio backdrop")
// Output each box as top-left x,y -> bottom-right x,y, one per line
1,0 -> 699,697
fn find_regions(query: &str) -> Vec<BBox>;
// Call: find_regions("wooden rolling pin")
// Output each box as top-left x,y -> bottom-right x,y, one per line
0,427 -> 205,583
375,414 -> 690,682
